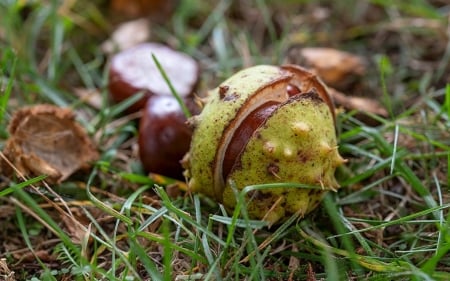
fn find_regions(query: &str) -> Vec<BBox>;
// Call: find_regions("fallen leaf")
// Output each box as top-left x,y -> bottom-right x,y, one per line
12,249 -> 52,262
1,104 -> 99,183
60,208 -> 91,245
329,87 -> 388,117
286,47 -> 367,90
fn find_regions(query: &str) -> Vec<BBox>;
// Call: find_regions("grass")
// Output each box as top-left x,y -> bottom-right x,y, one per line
0,0 -> 449,280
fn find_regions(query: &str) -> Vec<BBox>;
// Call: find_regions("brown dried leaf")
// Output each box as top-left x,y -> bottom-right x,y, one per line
12,249 -> 53,262
330,88 -> 388,117
60,210 -> 90,245
287,47 -> 367,90
1,104 -> 99,183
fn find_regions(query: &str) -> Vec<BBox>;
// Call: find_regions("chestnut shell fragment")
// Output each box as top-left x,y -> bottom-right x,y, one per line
0,104 -> 99,183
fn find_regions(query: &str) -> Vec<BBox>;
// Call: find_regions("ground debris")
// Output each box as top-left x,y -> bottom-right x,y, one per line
286,47 -> 367,90
0,258 -> 15,281
329,87 -> 388,118
0,104 -> 99,183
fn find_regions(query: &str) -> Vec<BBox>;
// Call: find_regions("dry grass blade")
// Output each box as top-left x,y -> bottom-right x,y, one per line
0,258 -> 15,281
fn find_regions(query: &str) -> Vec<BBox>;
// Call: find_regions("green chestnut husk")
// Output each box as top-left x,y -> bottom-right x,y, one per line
183,64 -> 346,224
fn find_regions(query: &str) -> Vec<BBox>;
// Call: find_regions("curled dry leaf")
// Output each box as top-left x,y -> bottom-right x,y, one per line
286,47 -> 387,122
1,104 -> 99,183
60,206 -> 94,245
287,47 -> 367,90
329,88 -> 388,117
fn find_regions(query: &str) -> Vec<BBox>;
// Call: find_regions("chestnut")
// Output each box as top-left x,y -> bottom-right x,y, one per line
108,42 -> 199,113
184,65 -> 345,224
138,95 -> 198,179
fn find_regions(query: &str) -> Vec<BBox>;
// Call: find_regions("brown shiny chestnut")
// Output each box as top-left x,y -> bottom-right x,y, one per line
138,95 -> 198,179
108,42 -> 199,113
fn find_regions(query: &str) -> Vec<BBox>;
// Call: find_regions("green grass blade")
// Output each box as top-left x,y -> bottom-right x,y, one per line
377,55 -> 393,118
155,185 -> 227,247
0,175 -> 47,197
151,54 -> 192,118
329,204 -> 450,238
11,187 -> 81,259
0,48 -> 16,126
15,207 -> 57,281
86,167 -> 133,225
129,235 -> 163,281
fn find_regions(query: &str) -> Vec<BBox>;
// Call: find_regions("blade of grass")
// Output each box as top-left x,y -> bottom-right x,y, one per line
135,230 -> 207,264
11,188 -> 81,259
138,206 -> 168,232
377,54 -> 394,118
128,234 -> 163,281
329,203 -> 450,238
210,215 -> 267,229
240,211 -> 299,264
363,127 -> 438,213
390,123 -> 399,174
154,185 -> 227,247
34,76 -> 70,106
68,47 -> 96,89
0,48 -> 16,126
340,156 -> 397,187
107,91 -> 145,118
187,0 -> 232,49
162,218 -> 172,281
81,209 -> 137,280
446,84 -> 450,186
298,223 -> 411,273
446,84 -> 450,120
139,203 -> 199,243
201,231 -> 223,281
223,181 -> 322,253
420,173 -> 449,275
115,185 -> 151,278
86,167 -> 133,225
322,194 -> 362,274
151,54 -> 191,118
27,4 -> 51,72
0,175 -> 47,197
337,174 -> 396,205
15,206 -> 57,281
47,6 -> 65,82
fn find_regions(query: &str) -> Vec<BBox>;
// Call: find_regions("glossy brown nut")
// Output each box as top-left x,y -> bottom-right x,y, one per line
138,95 -> 196,179
108,43 -> 199,113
